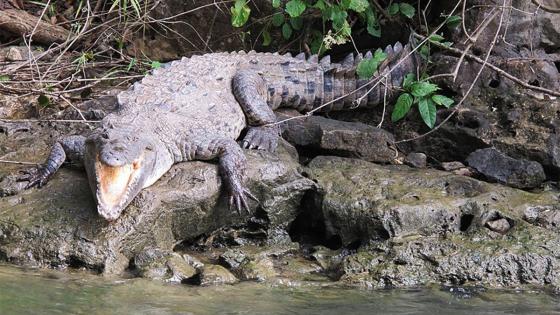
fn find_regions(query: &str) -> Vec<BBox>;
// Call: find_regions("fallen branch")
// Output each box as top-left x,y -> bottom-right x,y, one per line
0,9 -> 71,45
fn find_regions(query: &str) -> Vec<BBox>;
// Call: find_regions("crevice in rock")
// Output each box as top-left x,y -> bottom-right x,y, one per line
460,214 -> 475,232
65,255 -> 103,274
288,190 -> 343,250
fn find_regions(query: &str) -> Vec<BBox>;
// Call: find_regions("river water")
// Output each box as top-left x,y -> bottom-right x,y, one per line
0,265 -> 558,315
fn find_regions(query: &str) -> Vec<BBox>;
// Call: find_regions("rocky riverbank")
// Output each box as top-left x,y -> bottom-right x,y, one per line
0,112 -> 559,290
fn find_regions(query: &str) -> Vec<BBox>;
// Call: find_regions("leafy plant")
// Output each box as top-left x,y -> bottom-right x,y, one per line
391,74 -> 454,128
356,48 -> 387,79
388,2 -> 416,19
231,0 -> 251,28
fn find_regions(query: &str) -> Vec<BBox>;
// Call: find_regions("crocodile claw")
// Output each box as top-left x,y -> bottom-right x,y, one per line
228,187 -> 259,214
241,126 -> 279,152
17,166 -> 51,189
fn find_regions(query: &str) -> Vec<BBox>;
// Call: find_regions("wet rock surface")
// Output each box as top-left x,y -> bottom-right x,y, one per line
0,122 -> 314,276
298,156 -> 560,288
466,148 -> 546,189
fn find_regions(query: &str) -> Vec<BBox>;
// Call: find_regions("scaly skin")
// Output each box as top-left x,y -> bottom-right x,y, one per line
22,41 -> 419,221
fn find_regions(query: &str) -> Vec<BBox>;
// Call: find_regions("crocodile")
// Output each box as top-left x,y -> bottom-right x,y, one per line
20,41 -> 420,221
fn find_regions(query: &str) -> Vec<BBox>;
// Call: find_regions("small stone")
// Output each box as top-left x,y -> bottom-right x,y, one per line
199,265 -> 238,286
441,161 -> 466,171
485,218 -> 511,234
166,254 -> 198,283
405,152 -> 427,168
5,47 -> 26,61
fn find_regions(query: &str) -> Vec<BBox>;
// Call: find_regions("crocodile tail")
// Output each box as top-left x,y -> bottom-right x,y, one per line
315,40 -> 420,112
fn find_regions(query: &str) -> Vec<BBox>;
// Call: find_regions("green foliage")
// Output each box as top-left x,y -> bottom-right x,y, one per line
285,0 -> 306,18
356,48 -> 387,79
388,3 -> 416,19
37,94 -> 50,108
445,15 -> 462,28
391,74 -> 455,128
109,0 -> 142,18
231,0 -> 251,28
0,75 -> 9,82
282,23 -> 293,39
150,61 -> 162,69
73,51 -> 94,70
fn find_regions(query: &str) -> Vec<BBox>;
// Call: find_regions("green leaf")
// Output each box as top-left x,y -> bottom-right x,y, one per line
150,61 -> 161,69
411,81 -> 439,97
262,29 -> 272,46
418,97 -> 437,128
432,94 -> 454,108
0,74 -> 9,82
398,3 -> 415,18
391,93 -> 414,122
272,13 -> 285,27
37,94 -> 50,108
314,0 -> 328,10
419,44 -> 430,60
282,22 -> 293,39
356,48 -> 387,79
285,0 -> 306,17
272,0 -> 281,8
365,8 -> 380,37
446,15 -> 462,28
231,0 -> 251,27
348,0 -> 369,13
329,6 -> 347,29
402,73 -> 415,89
428,34 -> 445,43
290,17 -> 303,30
126,58 -> 136,72
388,3 -> 399,15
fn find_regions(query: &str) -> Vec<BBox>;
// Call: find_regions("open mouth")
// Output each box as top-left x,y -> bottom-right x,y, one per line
94,155 -> 142,220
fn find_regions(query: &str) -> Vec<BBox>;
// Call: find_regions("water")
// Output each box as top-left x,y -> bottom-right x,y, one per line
0,265 -> 559,315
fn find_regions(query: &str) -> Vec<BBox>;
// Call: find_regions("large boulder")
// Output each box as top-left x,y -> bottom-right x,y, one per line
0,123 -> 314,275
299,156 -> 560,288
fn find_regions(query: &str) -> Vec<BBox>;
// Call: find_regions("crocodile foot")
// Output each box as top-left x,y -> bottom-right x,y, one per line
241,125 -> 279,152
228,185 -> 259,214
17,166 -> 52,189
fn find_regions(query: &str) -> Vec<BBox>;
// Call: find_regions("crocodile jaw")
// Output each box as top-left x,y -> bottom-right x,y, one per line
94,155 -> 143,221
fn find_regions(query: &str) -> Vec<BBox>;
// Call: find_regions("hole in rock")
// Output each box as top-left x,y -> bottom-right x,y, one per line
460,214 -> 475,232
488,79 -> 500,88
528,79 -> 540,87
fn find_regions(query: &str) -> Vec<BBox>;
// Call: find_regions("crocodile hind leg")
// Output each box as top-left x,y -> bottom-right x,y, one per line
19,135 -> 86,188
232,69 -> 280,152
183,138 -> 257,213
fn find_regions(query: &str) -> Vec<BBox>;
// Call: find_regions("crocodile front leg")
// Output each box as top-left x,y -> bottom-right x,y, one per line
19,135 -> 86,188
183,138 -> 257,213
232,69 -> 280,152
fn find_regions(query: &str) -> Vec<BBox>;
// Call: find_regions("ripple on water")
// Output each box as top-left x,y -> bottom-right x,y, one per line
0,265 -> 559,315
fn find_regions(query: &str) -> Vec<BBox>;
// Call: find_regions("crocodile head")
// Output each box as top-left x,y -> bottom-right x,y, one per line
84,127 -> 169,221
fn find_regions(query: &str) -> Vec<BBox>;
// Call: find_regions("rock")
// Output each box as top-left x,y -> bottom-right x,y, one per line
466,148 -> 546,189
524,205 -> 560,231
278,109 -> 396,163
199,265 -> 238,286
132,249 -> 197,282
300,156 -> 560,288
404,152 -> 427,168
0,121 -> 314,276
441,161 -> 466,171
485,218 -> 512,234
219,248 -> 277,282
